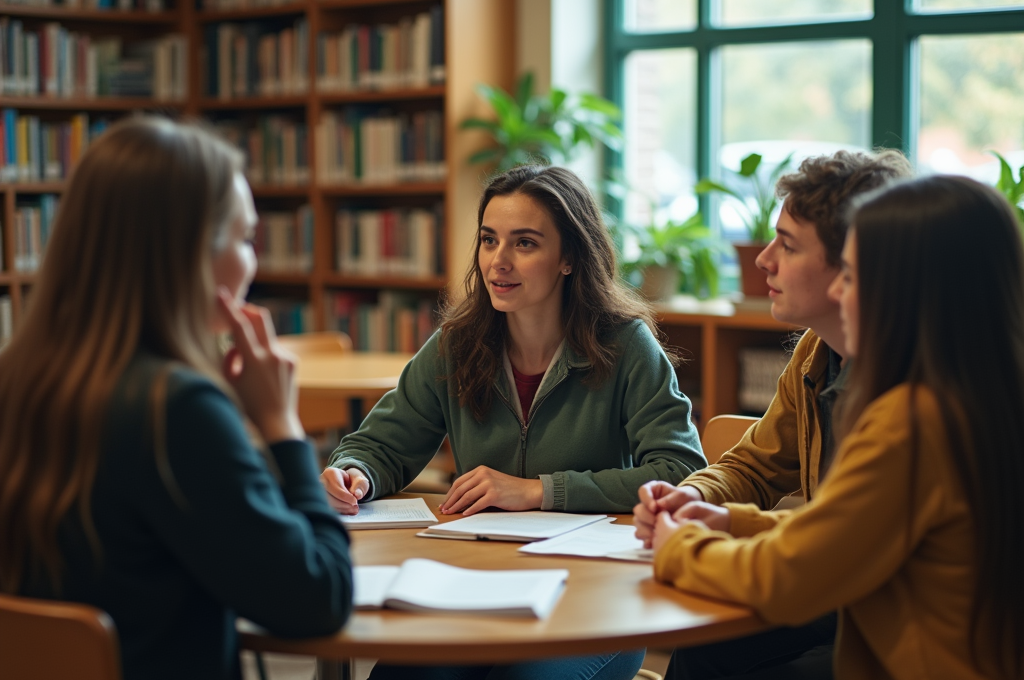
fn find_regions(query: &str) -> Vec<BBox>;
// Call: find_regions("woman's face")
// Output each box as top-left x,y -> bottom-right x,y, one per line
828,230 -> 859,358
477,193 -> 570,323
211,172 -> 258,332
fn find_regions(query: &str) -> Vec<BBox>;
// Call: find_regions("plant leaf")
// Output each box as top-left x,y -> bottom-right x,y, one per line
739,153 -> 762,177
514,72 -> 534,111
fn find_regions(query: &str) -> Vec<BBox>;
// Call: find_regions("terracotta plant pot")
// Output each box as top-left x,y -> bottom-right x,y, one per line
639,264 -> 680,302
734,242 -> 771,298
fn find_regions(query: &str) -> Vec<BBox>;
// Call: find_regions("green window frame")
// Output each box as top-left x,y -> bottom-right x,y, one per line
604,0 -> 1024,208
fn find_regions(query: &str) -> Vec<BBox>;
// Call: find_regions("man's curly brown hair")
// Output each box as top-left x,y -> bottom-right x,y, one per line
776,149 -> 913,266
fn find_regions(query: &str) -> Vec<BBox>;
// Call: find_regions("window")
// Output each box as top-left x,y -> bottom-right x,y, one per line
606,0 -> 1024,243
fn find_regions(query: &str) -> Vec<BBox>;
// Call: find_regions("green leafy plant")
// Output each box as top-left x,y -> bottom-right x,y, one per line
694,153 -> 793,243
460,72 -> 623,172
991,151 -> 1024,228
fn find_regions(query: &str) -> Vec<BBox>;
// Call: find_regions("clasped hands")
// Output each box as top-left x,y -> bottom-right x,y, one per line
633,481 -> 732,552
319,465 -> 543,516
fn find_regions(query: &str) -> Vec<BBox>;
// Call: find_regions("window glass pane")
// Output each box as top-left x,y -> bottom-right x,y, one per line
625,0 -> 697,33
918,33 -> 1024,182
623,48 -> 697,230
715,0 -> 870,27
916,0 -> 1024,11
718,40 -> 872,239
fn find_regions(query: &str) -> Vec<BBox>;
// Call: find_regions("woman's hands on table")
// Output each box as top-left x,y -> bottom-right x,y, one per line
320,467 -> 370,515
440,466 -> 543,516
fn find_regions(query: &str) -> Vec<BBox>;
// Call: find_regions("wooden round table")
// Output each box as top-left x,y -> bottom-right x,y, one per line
240,494 -> 767,673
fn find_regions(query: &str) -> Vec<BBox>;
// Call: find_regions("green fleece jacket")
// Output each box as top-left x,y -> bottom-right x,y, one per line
328,319 -> 705,513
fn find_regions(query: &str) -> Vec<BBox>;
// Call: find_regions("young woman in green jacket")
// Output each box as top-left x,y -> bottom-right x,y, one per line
320,164 -> 705,680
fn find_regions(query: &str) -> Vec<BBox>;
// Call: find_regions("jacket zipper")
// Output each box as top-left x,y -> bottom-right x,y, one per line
495,370 -> 571,478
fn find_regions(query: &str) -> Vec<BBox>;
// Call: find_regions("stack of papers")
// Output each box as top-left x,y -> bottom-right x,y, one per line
517,518 -> 653,562
416,511 -> 607,542
354,558 -> 568,618
339,498 -> 438,530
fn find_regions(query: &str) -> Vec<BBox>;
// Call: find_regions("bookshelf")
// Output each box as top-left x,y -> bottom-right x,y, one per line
0,0 -> 515,347
652,300 -> 803,433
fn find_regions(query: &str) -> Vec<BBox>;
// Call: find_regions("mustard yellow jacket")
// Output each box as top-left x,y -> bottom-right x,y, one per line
655,384 -> 981,680
683,330 -> 832,536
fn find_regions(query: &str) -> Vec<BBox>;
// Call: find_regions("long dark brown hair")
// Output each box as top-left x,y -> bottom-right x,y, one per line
839,175 -> 1024,678
440,165 -> 664,421
0,117 -> 242,594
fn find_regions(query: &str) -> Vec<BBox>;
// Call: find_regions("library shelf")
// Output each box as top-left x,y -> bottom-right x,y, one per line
253,272 -> 313,285
199,96 -> 309,110
0,5 -> 179,22
0,96 -> 186,112
318,182 -> 446,197
250,185 -> 311,198
1,182 -> 66,195
321,274 -> 447,290
318,85 -> 445,104
196,2 -> 309,23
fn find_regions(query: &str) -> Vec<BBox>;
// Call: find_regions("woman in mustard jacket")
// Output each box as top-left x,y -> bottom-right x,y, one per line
651,175 -> 1024,680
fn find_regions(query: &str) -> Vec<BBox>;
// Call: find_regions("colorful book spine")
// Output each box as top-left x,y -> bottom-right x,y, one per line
13,194 -> 59,272
315,108 -> 444,185
214,116 -> 309,187
205,19 -> 308,99
1,110 -> 99,182
316,7 -> 444,93
324,290 -> 436,352
334,204 -> 442,278
253,204 -> 313,273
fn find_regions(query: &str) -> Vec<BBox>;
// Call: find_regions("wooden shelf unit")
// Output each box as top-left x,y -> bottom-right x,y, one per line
654,306 -> 803,431
0,0 -> 515,345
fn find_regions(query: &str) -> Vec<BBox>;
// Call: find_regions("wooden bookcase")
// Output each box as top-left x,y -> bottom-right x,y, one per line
653,302 -> 803,432
0,0 -> 515,344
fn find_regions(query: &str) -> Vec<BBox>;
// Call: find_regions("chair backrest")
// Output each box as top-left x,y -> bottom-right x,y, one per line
278,331 -> 353,356
701,414 -> 759,465
0,593 -> 121,680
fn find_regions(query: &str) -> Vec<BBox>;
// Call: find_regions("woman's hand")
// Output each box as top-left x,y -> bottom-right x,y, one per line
217,288 -> 304,443
672,501 -> 731,534
440,466 -> 543,516
633,482 -> 704,548
319,467 -> 370,515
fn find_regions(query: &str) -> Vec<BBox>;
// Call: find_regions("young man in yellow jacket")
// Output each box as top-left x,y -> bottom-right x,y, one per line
634,149 -> 912,680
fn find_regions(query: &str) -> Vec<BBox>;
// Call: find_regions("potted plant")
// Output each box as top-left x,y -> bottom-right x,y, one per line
460,72 -> 623,172
695,152 -> 792,297
616,211 -> 727,302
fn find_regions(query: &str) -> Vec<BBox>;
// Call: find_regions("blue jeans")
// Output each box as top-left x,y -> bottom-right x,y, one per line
368,649 -> 646,680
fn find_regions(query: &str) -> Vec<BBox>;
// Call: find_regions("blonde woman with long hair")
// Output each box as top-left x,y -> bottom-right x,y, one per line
0,117 -> 353,680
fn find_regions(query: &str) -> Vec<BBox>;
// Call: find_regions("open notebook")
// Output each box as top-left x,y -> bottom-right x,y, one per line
354,559 -> 568,618
417,511 -> 607,542
339,498 -> 438,530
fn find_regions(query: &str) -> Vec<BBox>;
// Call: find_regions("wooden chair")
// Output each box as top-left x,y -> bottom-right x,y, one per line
0,593 -> 121,680
277,331 -> 353,355
701,414 -> 759,465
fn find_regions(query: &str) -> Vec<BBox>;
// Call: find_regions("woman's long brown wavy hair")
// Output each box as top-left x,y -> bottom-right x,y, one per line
440,165 -> 667,421
0,117 -> 243,594
838,176 -> 1024,678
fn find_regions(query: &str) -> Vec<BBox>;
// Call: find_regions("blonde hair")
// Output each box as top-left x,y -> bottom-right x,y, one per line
0,116 -> 243,593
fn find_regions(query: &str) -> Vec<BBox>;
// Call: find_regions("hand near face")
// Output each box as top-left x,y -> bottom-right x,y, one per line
217,289 -> 304,444
440,466 -> 543,516
633,482 -> 703,548
319,467 -> 370,515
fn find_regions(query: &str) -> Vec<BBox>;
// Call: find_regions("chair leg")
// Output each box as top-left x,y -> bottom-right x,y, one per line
316,659 -> 355,680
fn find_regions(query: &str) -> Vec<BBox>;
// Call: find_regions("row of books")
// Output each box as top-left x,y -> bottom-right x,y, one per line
215,116 -> 309,187
203,20 -> 309,99
335,205 -> 442,279
2,0 -> 166,10
737,347 -> 790,413
0,21 -> 187,99
11,195 -> 60,272
314,109 -> 445,185
201,0 -> 292,9
325,290 -> 436,353
0,296 -> 11,348
316,7 -> 445,93
255,204 -> 313,273
1,111 -> 108,183
253,297 -> 313,335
